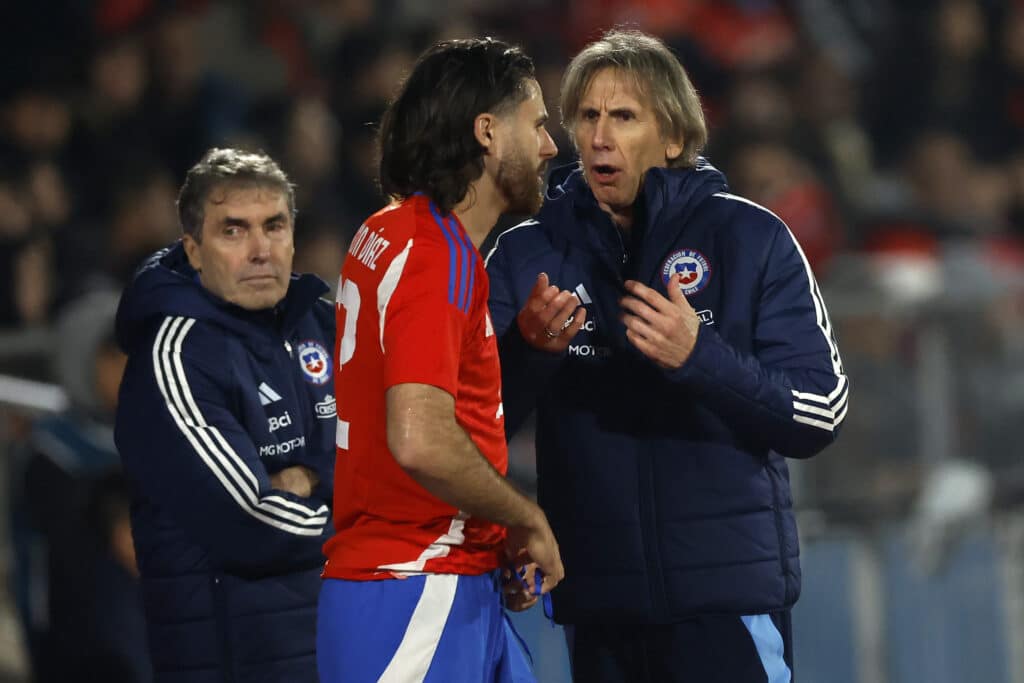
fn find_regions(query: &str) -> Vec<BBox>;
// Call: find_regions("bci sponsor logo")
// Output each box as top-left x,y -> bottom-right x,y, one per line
268,411 -> 292,432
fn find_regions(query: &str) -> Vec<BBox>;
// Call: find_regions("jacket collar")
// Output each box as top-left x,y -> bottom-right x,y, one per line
116,242 -> 329,353
543,159 -> 729,285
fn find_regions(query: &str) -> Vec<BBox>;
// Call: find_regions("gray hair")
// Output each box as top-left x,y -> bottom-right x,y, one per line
177,148 -> 296,242
560,30 -> 708,168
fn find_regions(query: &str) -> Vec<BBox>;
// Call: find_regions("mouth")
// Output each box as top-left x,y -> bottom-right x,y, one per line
241,274 -> 278,284
590,164 -> 621,184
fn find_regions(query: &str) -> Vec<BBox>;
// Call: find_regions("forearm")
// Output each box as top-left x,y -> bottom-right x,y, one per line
669,325 -> 847,458
387,383 -> 541,529
406,428 -> 539,529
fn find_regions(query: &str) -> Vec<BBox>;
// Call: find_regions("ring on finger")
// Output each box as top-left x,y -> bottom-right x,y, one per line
543,327 -> 561,340
559,314 -> 575,332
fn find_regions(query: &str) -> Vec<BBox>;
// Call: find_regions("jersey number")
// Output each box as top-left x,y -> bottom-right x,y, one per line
335,278 -> 361,449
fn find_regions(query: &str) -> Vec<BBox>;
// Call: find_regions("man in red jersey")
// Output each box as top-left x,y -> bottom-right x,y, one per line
318,38 -> 583,683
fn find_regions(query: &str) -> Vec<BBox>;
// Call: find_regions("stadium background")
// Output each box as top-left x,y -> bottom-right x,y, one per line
1,0 -> 1023,681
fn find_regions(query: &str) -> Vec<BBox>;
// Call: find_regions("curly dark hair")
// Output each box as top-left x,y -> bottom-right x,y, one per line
177,148 -> 296,242
379,38 -> 536,214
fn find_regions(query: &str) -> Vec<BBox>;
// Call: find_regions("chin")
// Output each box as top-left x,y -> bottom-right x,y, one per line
234,289 -> 287,311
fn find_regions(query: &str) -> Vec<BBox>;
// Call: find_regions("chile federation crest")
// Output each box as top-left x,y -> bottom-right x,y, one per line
661,249 -> 712,297
296,340 -> 331,385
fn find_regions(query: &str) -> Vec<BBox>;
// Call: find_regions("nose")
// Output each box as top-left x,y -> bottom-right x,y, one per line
540,128 -> 557,160
248,228 -> 271,262
591,114 -> 612,150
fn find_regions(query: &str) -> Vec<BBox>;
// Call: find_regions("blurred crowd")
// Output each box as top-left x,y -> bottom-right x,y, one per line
2,0 -> 1024,680
2,0 -> 1023,325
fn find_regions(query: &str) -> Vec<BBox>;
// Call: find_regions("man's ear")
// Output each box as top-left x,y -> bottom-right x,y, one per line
182,233 -> 202,272
474,113 -> 497,154
665,137 -> 684,164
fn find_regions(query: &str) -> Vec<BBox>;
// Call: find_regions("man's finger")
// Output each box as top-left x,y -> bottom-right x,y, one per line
623,280 -> 672,313
625,328 -> 656,358
564,306 -> 588,337
622,313 -> 660,343
530,272 -> 550,298
546,293 -> 581,330
666,273 -> 695,311
619,294 -> 659,320
666,273 -> 684,303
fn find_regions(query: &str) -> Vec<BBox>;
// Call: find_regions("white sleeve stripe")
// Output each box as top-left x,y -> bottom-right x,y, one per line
162,318 -> 328,528
162,317 -> 329,525
793,401 -> 835,419
161,318 -> 325,526
794,414 -> 835,431
156,317 -> 327,529
793,386 -> 849,419
792,386 -> 849,432
378,238 -> 413,354
152,317 -> 328,534
791,375 -> 848,406
834,400 -> 849,426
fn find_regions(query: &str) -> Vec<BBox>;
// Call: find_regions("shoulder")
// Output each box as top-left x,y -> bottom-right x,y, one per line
364,195 -> 451,246
138,315 -> 241,373
308,298 -> 336,338
119,316 -> 240,414
484,218 -> 551,268
704,191 -> 788,238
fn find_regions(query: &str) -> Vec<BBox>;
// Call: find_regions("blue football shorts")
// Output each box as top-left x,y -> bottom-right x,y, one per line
317,571 -> 535,683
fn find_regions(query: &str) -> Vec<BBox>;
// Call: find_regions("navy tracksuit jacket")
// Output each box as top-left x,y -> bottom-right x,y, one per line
486,162 -> 848,624
115,243 -> 335,682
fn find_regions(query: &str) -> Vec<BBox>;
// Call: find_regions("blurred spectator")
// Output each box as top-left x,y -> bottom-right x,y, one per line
868,0 -> 1003,164
0,168 -> 54,327
0,3 -> 1019,678
729,139 -> 845,275
901,129 -> 1013,236
70,32 -> 156,218
7,289 -> 150,683
995,1 -> 1024,151
147,7 -> 247,178
52,160 -> 179,303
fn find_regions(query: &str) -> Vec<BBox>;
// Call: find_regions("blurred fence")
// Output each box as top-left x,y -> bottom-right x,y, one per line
2,249 -> 1023,681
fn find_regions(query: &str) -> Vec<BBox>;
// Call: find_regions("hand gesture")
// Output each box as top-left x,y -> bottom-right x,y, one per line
502,563 -> 541,612
269,465 -> 319,498
516,273 -> 587,352
619,273 -> 700,369
504,507 -> 564,595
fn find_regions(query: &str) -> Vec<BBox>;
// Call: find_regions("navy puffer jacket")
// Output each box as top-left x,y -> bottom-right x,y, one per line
115,244 -> 335,681
486,162 -> 847,624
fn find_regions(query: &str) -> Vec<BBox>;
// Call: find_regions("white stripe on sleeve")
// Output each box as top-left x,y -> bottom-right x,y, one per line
152,316 -> 328,535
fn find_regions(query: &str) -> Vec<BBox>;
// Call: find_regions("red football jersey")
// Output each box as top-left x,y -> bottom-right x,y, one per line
323,195 -> 507,579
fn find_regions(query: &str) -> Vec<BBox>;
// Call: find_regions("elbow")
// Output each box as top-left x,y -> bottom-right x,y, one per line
387,426 -> 432,474
780,424 -> 842,460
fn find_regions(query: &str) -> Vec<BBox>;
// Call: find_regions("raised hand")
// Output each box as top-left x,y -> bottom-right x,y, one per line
619,273 -> 700,369
516,273 -> 588,352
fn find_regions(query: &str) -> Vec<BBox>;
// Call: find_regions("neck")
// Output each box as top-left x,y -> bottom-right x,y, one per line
599,201 -> 634,233
452,177 -> 505,249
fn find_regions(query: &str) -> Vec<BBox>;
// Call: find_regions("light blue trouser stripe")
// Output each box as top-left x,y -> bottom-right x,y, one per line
740,614 -> 791,683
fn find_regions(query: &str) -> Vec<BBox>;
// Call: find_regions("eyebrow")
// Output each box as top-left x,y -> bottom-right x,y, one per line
221,212 -> 288,227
